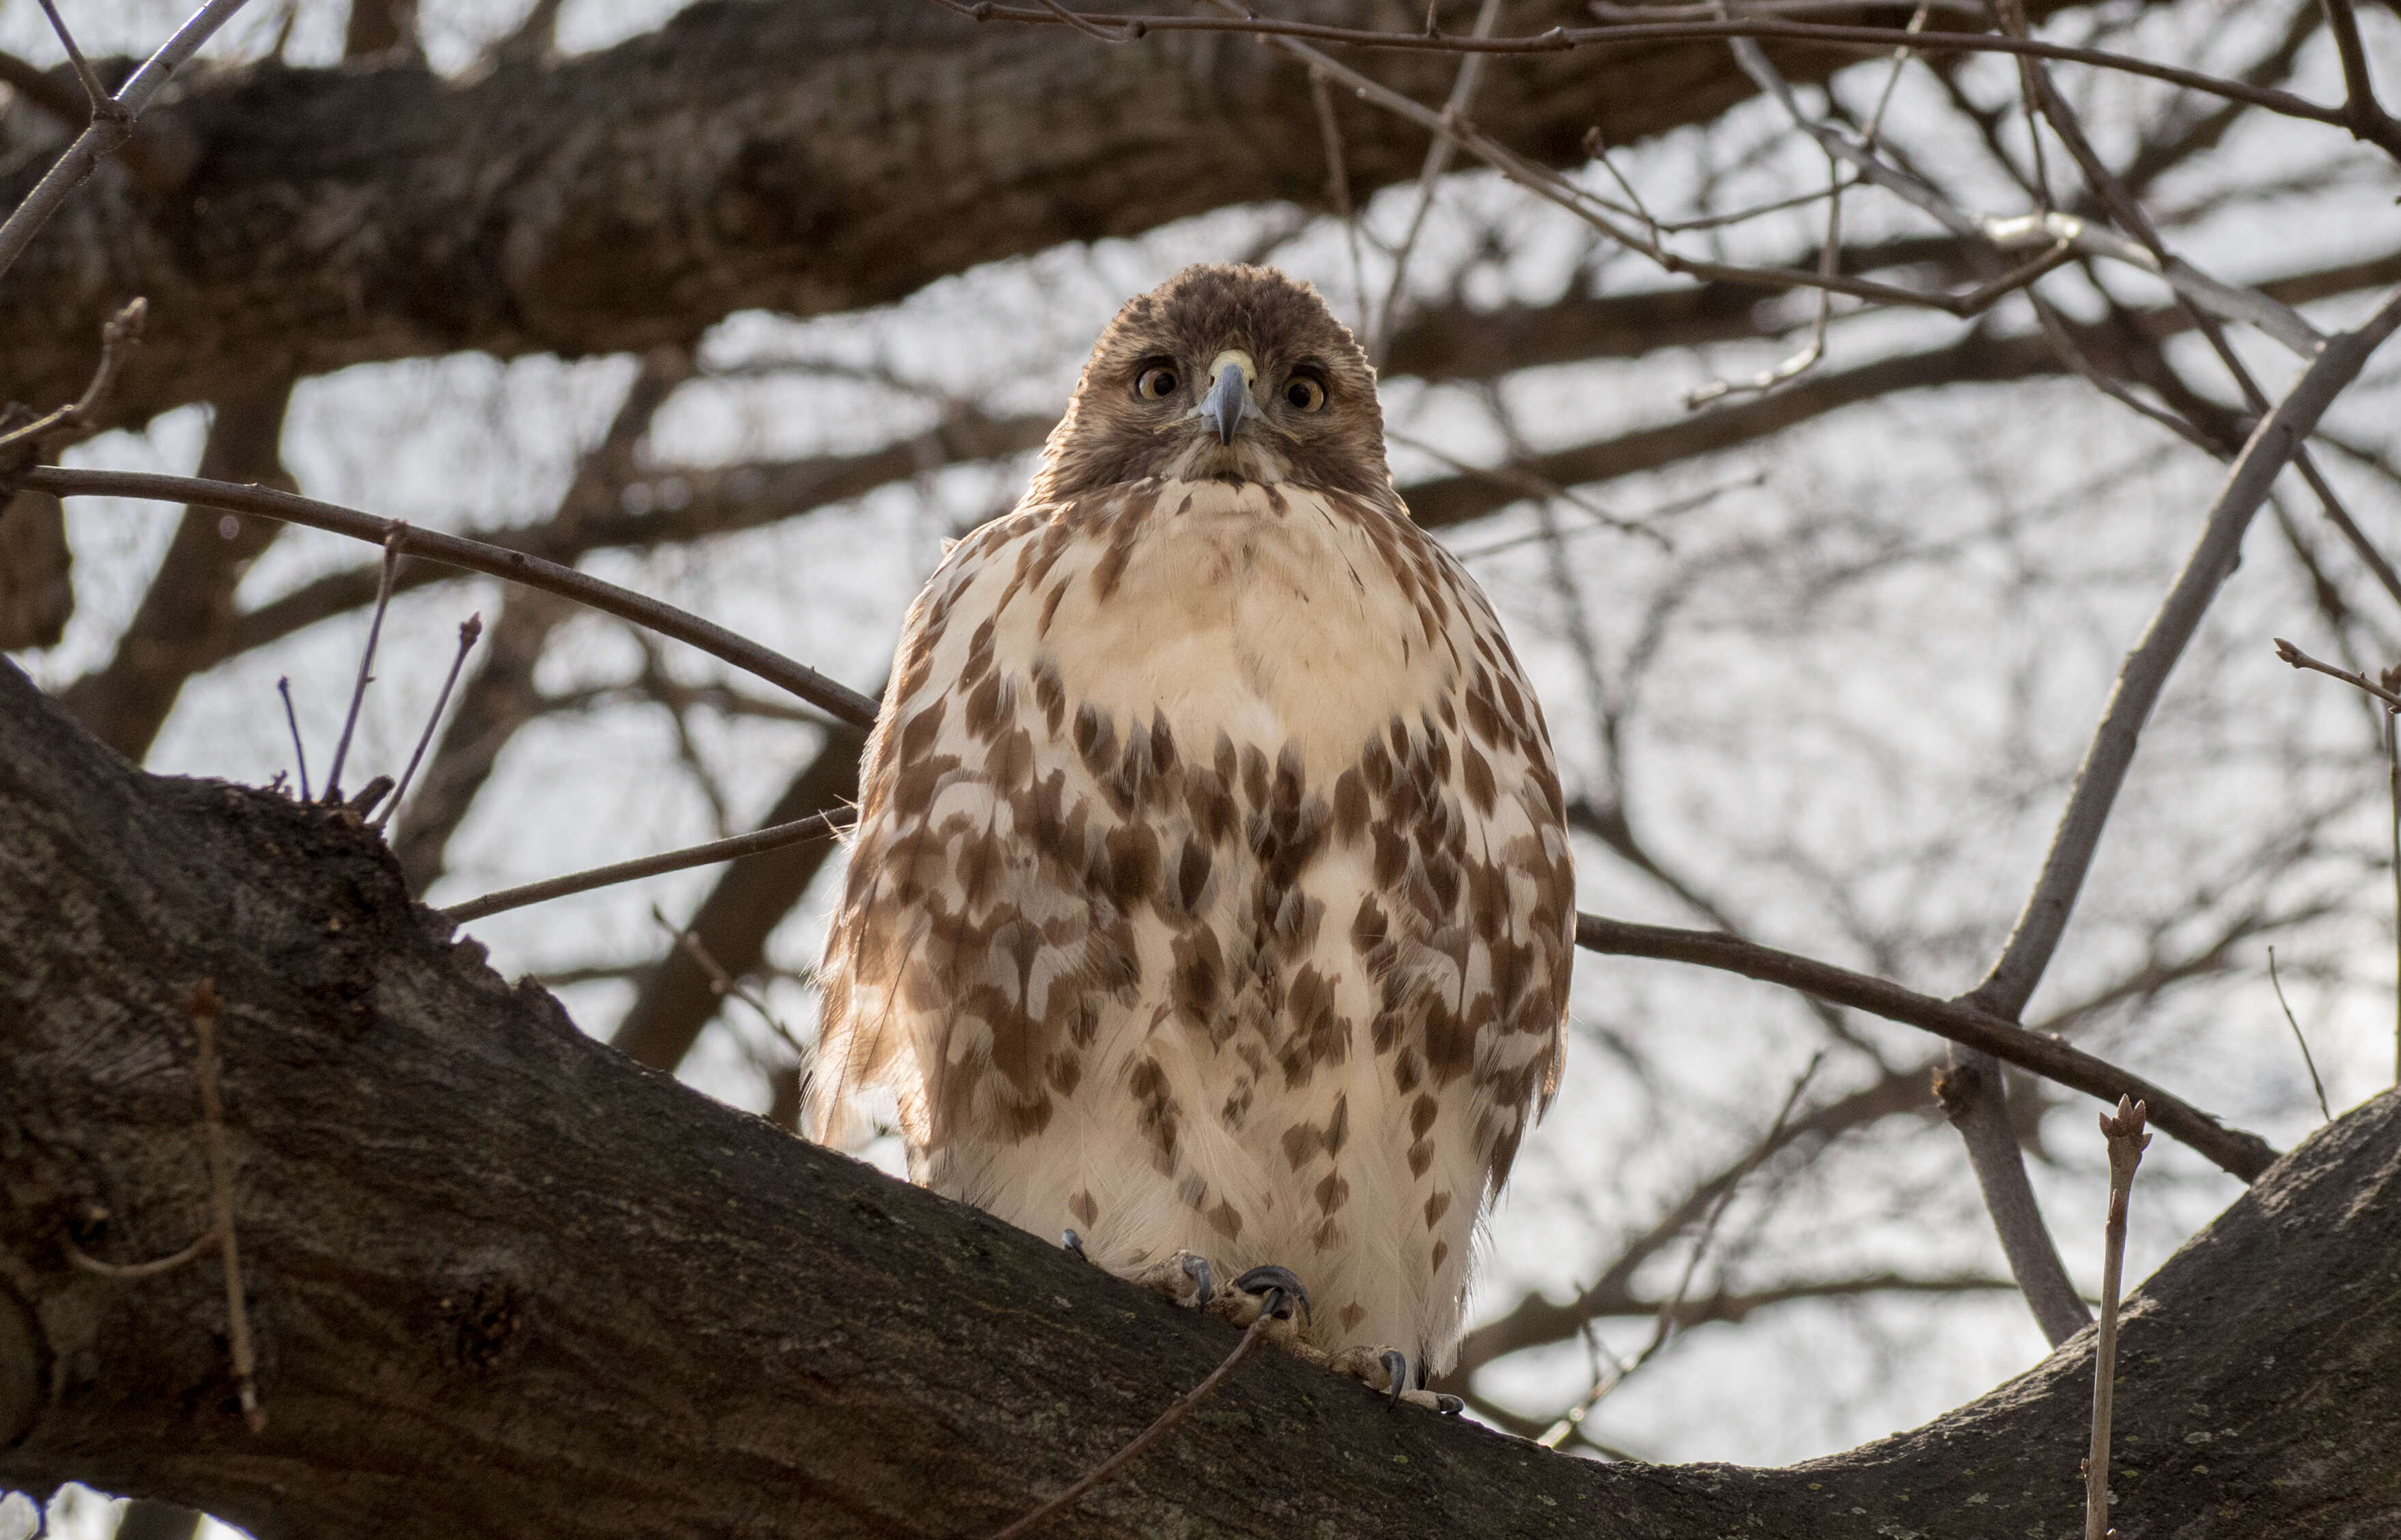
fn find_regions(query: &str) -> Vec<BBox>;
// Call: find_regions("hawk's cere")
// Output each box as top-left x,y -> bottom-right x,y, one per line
810,264 -> 1575,1402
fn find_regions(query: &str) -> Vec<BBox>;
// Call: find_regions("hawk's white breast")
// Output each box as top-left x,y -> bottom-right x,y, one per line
814,473 -> 1572,1373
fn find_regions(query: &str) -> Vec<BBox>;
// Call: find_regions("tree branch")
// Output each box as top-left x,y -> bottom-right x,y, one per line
0,0 -> 2007,423
1574,914 -> 2276,1179
0,654 -> 2389,1537
20,466 -> 880,731
1969,290 -> 2401,1022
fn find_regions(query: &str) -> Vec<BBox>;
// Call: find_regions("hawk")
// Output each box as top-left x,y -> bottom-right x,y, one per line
809,264 -> 1574,1406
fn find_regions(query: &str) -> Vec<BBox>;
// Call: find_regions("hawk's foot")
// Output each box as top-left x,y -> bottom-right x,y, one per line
1131,1249 -> 1216,1309
1321,1345 -> 1464,1414
1196,1263 -> 1312,1351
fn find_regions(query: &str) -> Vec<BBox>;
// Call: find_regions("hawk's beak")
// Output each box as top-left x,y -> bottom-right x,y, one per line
1203,356 -> 1250,445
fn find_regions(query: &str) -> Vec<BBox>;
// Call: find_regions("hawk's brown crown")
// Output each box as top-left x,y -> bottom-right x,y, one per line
1030,264 -> 1390,503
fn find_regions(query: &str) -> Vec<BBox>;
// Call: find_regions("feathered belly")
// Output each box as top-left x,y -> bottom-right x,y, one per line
819,474 -> 1565,1373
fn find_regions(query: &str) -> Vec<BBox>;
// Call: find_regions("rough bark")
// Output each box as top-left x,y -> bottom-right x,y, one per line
0,655 -> 2393,1538
0,0 -> 2040,427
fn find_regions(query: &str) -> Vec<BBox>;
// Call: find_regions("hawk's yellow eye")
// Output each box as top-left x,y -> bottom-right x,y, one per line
1284,375 -> 1327,412
1136,365 -> 1180,400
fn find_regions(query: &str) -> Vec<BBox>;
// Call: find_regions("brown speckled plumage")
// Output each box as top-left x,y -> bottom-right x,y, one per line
811,265 -> 1573,1374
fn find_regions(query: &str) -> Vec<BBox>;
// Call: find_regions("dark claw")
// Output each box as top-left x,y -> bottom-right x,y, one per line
1182,1253 -> 1216,1308
1231,1264 -> 1311,1322
1435,1394 -> 1465,1415
1062,1229 -> 1089,1261
1380,1349 -> 1410,1410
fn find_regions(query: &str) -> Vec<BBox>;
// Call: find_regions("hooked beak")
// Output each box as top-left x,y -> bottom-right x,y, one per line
1203,358 -> 1250,445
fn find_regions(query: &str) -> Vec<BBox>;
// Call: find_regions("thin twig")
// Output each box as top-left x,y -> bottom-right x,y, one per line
187,981 -> 264,1432
275,677 -> 311,800
1686,8 -> 1928,408
2271,636 -> 2401,711
1539,1052 -> 1823,1447
1034,0 -> 1145,41
376,613 -> 482,831
2086,1095 -> 2150,1540
1446,473 -> 1756,560
62,1226 -> 219,1279
33,0 -> 115,115
2265,948 -> 2331,1122
933,2 -> 2383,143
1216,5 -> 2079,322
1575,912 -> 2275,1179
649,903 -> 802,1059
1307,66 -> 1369,334
0,298 -> 148,455
0,0 -> 255,283
443,809 -> 852,923
985,1307 -> 1280,1540
1369,0 -> 1502,363
25,466 -> 880,730
324,524 -> 404,802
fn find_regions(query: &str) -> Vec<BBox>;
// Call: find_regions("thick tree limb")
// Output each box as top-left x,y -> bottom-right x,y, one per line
0,656 -> 2389,1537
0,0 -> 2116,425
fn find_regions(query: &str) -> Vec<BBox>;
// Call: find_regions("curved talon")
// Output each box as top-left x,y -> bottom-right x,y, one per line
1435,1394 -> 1465,1416
1061,1229 -> 1090,1261
1231,1264 -> 1312,1321
1182,1252 -> 1216,1308
1380,1349 -> 1411,1410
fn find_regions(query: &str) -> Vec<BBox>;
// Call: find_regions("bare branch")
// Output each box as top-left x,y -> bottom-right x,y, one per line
1574,912 -> 2277,1179
2266,947 -> 2333,1122
2272,636 -> 2401,709
953,3 -> 2380,139
25,466 -> 881,730
443,810 -> 852,924
1970,292 -> 2401,1024
0,0 -> 255,282
2086,1096 -> 2150,1540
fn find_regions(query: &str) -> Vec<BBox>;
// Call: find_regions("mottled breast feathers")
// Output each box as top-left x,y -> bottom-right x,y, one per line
811,264 -> 1573,1373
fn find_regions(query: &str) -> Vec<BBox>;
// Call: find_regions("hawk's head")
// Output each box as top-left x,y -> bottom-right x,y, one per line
1031,264 -> 1388,502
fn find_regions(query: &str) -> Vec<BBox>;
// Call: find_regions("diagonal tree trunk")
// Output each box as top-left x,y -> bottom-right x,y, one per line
0,653 -> 2390,1538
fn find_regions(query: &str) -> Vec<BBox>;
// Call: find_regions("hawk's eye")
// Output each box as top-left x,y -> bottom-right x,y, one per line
1135,365 -> 1180,401
1284,374 -> 1327,412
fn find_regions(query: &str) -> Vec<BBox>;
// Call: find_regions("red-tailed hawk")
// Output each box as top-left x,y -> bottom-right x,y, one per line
810,264 -> 1573,1406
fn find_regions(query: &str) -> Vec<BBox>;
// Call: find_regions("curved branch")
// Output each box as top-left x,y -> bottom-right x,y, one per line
1575,914 -> 2277,1179
21,466 -> 880,731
